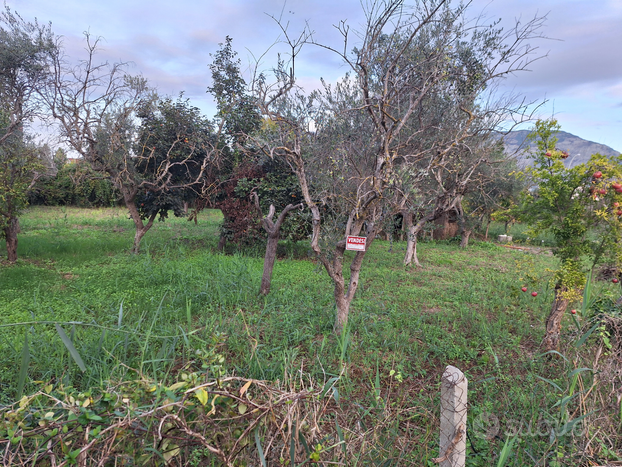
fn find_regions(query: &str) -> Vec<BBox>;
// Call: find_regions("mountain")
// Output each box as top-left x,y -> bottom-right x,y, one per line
501,130 -> 621,167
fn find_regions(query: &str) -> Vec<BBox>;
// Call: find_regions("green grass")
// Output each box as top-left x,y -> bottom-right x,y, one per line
1,206 -> 620,465
487,220 -> 556,246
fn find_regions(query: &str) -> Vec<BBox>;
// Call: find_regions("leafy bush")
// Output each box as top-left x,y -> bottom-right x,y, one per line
30,162 -> 119,207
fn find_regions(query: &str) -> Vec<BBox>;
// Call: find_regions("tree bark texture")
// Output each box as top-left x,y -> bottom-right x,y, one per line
333,273 -> 351,333
122,187 -> 157,254
331,216 -> 378,334
258,201 -> 302,296
459,230 -> 472,249
456,200 -> 471,249
542,285 -> 570,351
433,212 -> 459,240
261,235 -> 279,295
403,211 -> 422,267
403,209 -> 443,266
4,216 -> 19,263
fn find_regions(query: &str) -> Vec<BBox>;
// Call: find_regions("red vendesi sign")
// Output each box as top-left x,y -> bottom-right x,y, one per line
346,236 -> 367,251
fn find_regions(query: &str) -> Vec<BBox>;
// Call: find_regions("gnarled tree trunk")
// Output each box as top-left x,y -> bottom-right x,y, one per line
456,199 -> 471,249
3,216 -> 20,263
332,228 -> 376,334
433,211 -> 459,240
261,234 -> 279,294
403,210 -> 441,267
329,207 -> 381,334
333,271 -> 350,333
542,285 -> 571,351
403,211 -> 422,267
459,230 -> 472,248
290,150 -> 379,334
122,188 -> 158,254
256,197 -> 303,295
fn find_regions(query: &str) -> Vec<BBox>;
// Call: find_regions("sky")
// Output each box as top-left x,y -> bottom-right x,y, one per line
7,0 -> 622,152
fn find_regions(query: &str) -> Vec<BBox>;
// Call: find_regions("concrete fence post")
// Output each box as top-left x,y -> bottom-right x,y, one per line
435,365 -> 468,467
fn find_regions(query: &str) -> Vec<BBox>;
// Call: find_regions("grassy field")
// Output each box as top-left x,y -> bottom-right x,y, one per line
0,206 -> 620,466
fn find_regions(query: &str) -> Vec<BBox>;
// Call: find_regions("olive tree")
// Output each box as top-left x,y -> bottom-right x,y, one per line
398,131 -> 518,263
356,8 -> 544,265
0,6 -> 57,262
254,0 -> 545,333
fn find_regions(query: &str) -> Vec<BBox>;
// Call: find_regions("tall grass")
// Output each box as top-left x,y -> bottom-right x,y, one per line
0,207 -> 620,465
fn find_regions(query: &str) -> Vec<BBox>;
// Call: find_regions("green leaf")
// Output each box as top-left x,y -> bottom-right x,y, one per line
97,329 -> 106,353
17,331 -> 30,399
163,443 -> 180,462
496,436 -> 517,467
255,428 -> 266,467
535,350 -> 569,362
168,381 -> 187,391
298,431 -> 310,456
336,420 -> 346,455
535,375 -> 563,392
557,411 -> 594,436
581,270 -> 593,314
320,377 -> 339,399
85,411 -> 103,421
290,424 -> 297,466
575,322 -> 600,349
55,324 -> 86,372
194,388 -> 208,406
117,299 -> 124,328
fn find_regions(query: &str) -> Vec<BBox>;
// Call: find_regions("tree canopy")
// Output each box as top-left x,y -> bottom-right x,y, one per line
246,0 -> 546,332
0,6 -> 58,261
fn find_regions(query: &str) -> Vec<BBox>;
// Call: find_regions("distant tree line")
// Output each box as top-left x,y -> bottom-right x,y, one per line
28,150 -> 119,207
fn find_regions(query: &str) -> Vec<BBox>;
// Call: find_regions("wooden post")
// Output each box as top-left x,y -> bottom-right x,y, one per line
435,365 -> 468,467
